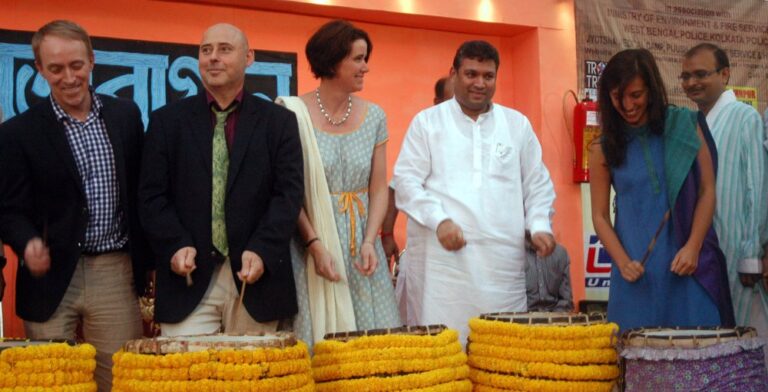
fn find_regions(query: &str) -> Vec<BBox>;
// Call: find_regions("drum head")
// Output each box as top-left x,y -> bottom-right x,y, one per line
480,312 -> 606,326
122,332 -> 297,354
324,324 -> 447,342
622,326 -> 757,349
0,339 -> 76,351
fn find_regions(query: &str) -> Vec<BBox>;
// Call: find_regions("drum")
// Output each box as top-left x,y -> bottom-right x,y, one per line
312,324 -> 472,391
621,327 -> 768,391
467,312 -> 620,392
111,332 -> 313,391
0,339 -> 97,390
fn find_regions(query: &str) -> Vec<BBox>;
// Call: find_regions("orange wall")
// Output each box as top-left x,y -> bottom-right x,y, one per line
1,0 -> 582,334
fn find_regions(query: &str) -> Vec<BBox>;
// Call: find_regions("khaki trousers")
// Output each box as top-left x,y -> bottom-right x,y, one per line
160,259 -> 279,336
24,252 -> 142,392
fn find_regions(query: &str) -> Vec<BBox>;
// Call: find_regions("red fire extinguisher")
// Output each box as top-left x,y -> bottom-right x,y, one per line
572,97 -> 600,183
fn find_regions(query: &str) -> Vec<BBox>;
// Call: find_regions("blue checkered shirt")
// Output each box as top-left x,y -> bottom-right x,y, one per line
51,94 -> 127,253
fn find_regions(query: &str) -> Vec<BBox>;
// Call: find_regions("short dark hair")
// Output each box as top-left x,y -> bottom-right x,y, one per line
597,48 -> 668,167
32,20 -> 93,64
434,77 -> 448,101
305,20 -> 372,79
684,42 -> 730,70
452,40 -> 499,70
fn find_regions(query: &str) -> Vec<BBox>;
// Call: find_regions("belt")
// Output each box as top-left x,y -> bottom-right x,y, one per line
332,188 -> 367,257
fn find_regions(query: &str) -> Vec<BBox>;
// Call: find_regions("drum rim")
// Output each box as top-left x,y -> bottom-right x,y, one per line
324,324 -> 447,341
122,332 -> 298,354
622,326 -> 756,341
0,338 -> 77,351
480,311 -> 607,325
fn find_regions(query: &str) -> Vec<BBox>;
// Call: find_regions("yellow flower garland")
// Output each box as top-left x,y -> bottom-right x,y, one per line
468,354 -> 618,381
314,329 -> 458,354
468,332 -> 613,350
312,341 -> 462,367
313,351 -> 468,382
113,372 -> 313,392
468,342 -> 617,365
0,382 -> 97,392
0,343 -> 97,391
470,368 -> 615,392
407,379 -> 473,392
0,343 -> 96,363
469,318 -> 619,340
315,365 -> 470,392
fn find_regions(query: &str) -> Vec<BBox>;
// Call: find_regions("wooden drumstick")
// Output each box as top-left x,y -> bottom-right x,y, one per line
640,210 -> 670,266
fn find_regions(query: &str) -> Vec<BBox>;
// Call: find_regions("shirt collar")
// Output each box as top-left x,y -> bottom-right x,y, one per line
448,97 -> 494,123
206,89 -> 244,111
50,89 -> 102,123
705,89 -> 736,127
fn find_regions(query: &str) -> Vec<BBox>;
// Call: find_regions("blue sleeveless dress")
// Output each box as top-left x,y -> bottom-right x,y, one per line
608,115 -> 720,331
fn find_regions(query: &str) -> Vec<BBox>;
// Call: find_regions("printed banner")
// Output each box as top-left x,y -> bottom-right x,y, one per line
576,1 -> 768,113
0,29 -> 298,126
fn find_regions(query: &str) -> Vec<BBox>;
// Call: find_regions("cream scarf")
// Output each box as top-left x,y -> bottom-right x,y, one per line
276,96 -> 356,343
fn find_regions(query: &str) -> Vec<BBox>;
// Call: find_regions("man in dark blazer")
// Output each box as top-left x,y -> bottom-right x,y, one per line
0,20 -> 151,391
139,23 -> 303,336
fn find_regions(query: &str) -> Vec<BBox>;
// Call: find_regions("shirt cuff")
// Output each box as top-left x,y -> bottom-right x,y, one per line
738,258 -> 763,274
425,210 -> 451,232
528,220 -> 552,236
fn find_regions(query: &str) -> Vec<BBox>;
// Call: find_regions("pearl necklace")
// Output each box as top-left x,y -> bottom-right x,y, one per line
315,88 -> 352,126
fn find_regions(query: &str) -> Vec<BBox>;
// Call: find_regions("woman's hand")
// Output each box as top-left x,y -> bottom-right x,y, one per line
309,241 -> 340,281
355,241 -> 378,276
617,260 -> 645,282
670,245 -> 699,276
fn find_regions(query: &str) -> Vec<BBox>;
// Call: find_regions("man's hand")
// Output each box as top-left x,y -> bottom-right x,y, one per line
308,241 -> 340,281
239,250 -> 264,284
381,235 -> 400,266
355,242 -> 378,276
739,273 -> 761,288
436,220 -> 466,251
170,246 -> 196,277
530,232 -> 555,257
24,237 -> 51,277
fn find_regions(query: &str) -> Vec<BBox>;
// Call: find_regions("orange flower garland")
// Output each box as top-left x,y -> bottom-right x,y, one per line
0,342 -> 97,391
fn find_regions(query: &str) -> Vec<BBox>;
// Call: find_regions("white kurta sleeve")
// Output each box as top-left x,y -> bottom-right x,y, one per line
519,117 -> 555,234
393,114 -> 449,231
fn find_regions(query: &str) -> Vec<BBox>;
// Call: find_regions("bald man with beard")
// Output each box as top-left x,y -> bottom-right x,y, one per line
139,23 -> 304,336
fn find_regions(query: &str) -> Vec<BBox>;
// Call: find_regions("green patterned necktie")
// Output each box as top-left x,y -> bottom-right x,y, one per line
211,104 -> 236,257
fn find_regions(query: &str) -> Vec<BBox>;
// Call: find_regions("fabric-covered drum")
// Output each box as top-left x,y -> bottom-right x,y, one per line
312,324 -> 471,391
0,339 -> 97,391
621,327 -> 768,391
467,312 -> 620,391
111,332 -> 313,391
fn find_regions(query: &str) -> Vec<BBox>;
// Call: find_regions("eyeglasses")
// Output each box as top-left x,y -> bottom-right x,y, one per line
678,68 -> 721,82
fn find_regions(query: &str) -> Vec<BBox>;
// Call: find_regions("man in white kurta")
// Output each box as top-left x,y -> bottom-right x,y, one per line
393,40 -> 555,342
682,44 -> 768,355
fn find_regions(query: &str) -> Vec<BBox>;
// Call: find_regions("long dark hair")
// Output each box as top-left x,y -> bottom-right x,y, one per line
597,48 -> 668,167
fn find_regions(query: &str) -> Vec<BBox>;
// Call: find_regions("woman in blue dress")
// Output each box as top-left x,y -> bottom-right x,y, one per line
589,49 -> 734,331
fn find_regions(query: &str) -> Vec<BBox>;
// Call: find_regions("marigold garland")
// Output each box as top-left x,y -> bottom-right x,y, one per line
0,343 -> 97,391
113,372 -> 313,392
314,329 -> 458,354
468,342 -> 617,365
469,318 -> 619,340
407,379 -> 473,391
315,365 -> 470,392
468,354 -> 618,381
468,332 -> 613,350
313,351 -> 468,381
312,341 -> 462,367
470,368 -> 615,392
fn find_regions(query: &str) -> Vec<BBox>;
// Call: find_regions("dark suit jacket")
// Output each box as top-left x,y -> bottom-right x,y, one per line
139,92 -> 303,323
0,95 -> 153,322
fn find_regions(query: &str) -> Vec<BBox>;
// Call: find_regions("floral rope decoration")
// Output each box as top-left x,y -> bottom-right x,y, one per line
315,365 -> 470,392
468,332 -> 613,350
470,368 -> 615,392
408,379 -> 473,392
313,328 -> 459,354
313,351 -> 468,382
312,341 -> 463,367
468,354 -> 619,381
0,342 -> 97,390
469,318 -> 619,340
468,342 -> 617,365
112,372 -> 313,392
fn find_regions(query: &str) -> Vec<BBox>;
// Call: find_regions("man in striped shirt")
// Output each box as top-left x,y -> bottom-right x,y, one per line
681,43 -> 768,349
